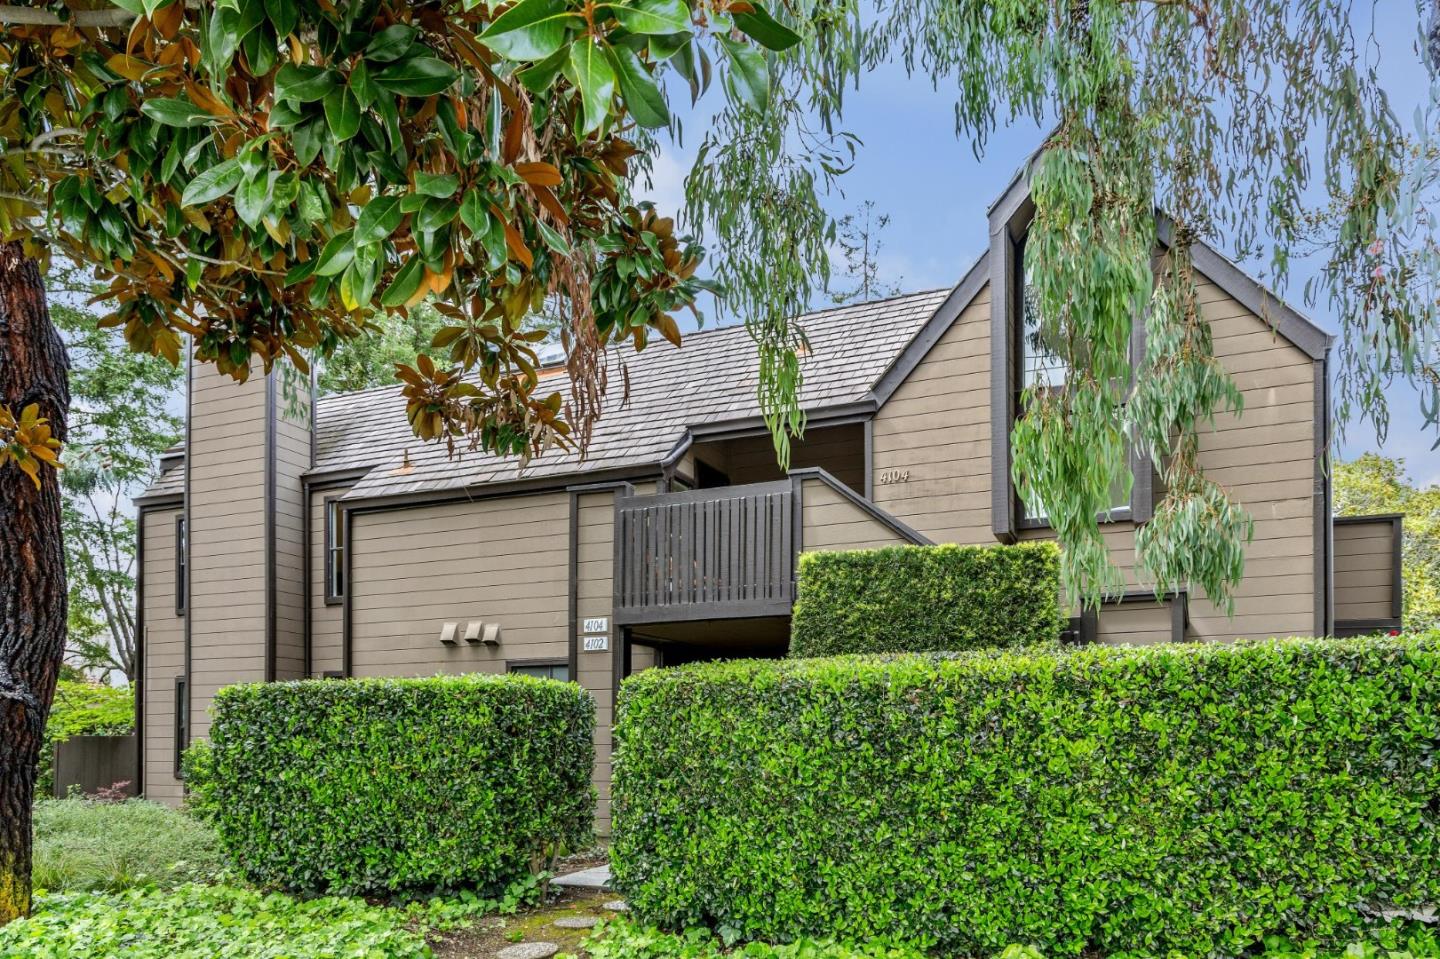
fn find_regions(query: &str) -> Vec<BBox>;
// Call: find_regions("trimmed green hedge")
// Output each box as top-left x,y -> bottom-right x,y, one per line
205,674 -> 594,895
612,635 -> 1440,957
789,542 -> 1063,657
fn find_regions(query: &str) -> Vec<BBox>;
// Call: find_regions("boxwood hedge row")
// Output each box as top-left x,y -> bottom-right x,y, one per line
205,674 -> 594,895
789,542 -> 1063,657
611,635 -> 1440,957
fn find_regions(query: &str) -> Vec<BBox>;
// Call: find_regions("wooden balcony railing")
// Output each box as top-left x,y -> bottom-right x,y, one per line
613,480 -> 797,624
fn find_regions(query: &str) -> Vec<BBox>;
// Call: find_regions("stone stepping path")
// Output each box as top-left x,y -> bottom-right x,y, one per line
552,916 -> 598,929
602,900 -> 628,913
497,944 -> 559,959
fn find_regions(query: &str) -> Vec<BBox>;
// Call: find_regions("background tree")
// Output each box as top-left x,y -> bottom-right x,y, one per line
1334,453 -> 1440,632
828,200 -> 901,305
50,267 -> 182,683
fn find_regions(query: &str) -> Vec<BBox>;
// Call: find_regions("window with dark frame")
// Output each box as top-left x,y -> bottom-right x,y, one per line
1013,233 -> 1133,526
324,498 -> 345,604
508,661 -> 571,682
173,675 -> 188,776
175,515 -> 187,615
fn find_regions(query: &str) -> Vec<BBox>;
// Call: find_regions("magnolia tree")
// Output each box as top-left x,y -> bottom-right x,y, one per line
0,0 -> 811,921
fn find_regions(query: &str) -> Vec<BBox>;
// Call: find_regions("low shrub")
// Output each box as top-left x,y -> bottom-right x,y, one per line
37,679 -> 134,796
612,634 -> 1440,957
789,542 -> 1063,657
32,798 -> 223,892
584,921 -> 1440,959
206,673 -> 595,895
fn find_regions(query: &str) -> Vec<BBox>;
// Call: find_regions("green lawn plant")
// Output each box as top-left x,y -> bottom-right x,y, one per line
789,542 -> 1063,657
32,798 -> 223,892
203,673 -> 594,895
612,634 -> 1440,958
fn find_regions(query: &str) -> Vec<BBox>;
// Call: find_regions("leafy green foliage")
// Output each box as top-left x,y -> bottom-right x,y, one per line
1335,454 -> 1440,632
789,543 -> 1063,657
203,674 -> 595,895
584,918 -> 1440,959
36,679 -> 133,797
612,635 -> 1440,957
0,0 -> 804,464
31,799 -> 223,893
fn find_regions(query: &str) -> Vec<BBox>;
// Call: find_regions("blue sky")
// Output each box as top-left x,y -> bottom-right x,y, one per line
636,9 -> 1440,486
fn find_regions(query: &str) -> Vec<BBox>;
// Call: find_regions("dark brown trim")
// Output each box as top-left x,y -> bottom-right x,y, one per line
862,417 -> 874,499
788,467 -> 933,545
264,371 -> 278,683
302,465 -> 372,487
337,463 -> 663,512
1333,618 -> 1404,638
989,194 -> 1025,543
684,401 -> 878,442
132,491 -> 183,508
611,625 -> 632,713
181,344 -> 192,749
1314,355 -> 1331,636
341,502 -> 354,677
1155,216 -> 1333,361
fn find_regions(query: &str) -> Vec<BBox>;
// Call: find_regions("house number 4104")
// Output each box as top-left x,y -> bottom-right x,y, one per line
878,469 -> 910,485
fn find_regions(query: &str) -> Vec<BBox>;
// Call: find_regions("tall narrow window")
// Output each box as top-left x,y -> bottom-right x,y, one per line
324,498 -> 345,603
175,516 -> 187,616
1015,236 -> 1130,524
173,675 -> 188,776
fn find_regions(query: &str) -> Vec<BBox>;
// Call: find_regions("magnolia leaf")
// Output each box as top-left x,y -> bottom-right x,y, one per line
604,44 -> 669,129
568,36 -> 616,136
314,230 -> 356,277
517,46 -> 569,95
323,86 -> 362,141
356,195 -> 404,243
372,57 -> 459,97
234,171 -> 277,228
414,171 -> 461,198
732,4 -> 801,51
364,24 -> 418,63
479,0 -> 581,62
459,190 -> 492,236
381,255 -> 427,308
602,0 -> 690,36
140,97 -> 214,127
717,36 -> 767,112
263,0 -> 299,36
180,159 -> 244,207
274,63 -> 338,103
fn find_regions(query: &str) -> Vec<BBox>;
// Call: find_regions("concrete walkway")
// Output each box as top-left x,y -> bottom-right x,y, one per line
551,864 -> 611,890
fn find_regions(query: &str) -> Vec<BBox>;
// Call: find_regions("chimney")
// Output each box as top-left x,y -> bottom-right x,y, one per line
182,346 -> 313,741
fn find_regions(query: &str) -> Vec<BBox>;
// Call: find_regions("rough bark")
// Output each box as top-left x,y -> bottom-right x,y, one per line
0,243 -> 68,925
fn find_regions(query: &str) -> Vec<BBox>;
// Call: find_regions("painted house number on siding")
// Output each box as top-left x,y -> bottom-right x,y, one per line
878,469 -> 911,485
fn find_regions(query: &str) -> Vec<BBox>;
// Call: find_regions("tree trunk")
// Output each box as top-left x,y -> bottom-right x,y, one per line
0,243 -> 68,925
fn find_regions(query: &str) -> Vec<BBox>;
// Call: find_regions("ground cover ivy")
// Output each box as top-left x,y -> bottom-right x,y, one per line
612,634 -> 1440,957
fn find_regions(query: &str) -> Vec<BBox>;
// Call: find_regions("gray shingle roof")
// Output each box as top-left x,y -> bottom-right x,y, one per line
138,289 -> 949,503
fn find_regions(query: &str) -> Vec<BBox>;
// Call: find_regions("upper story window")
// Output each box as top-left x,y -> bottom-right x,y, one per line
175,516 -> 187,616
324,498 -> 345,604
1011,233 -> 1136,526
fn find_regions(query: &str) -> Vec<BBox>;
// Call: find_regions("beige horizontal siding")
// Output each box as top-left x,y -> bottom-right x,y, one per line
1097,600 -> 1175,646
800,479 -> 914,552
575,489 -> 616,835
1334,519 -> 1398,625
872,269 -> 1322,641
309,487 -> 347,676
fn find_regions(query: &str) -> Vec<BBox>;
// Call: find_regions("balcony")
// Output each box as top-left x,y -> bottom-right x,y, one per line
612,470 -> 929,626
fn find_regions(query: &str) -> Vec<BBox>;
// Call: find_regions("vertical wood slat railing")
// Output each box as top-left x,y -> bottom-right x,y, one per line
613,480 -> 796,624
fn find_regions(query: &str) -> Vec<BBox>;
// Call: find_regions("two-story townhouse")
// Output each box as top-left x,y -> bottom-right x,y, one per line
132,171 -> 1404,834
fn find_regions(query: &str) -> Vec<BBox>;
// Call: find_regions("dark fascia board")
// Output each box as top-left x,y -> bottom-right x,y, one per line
685,400 -> 879,442
868,251 -> 990,407
301,465 -> 373,488
133,491 -> 183,508
1155,215 -> 1333,361
1333,512 -> 1405,524
787,466 -> 934,545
